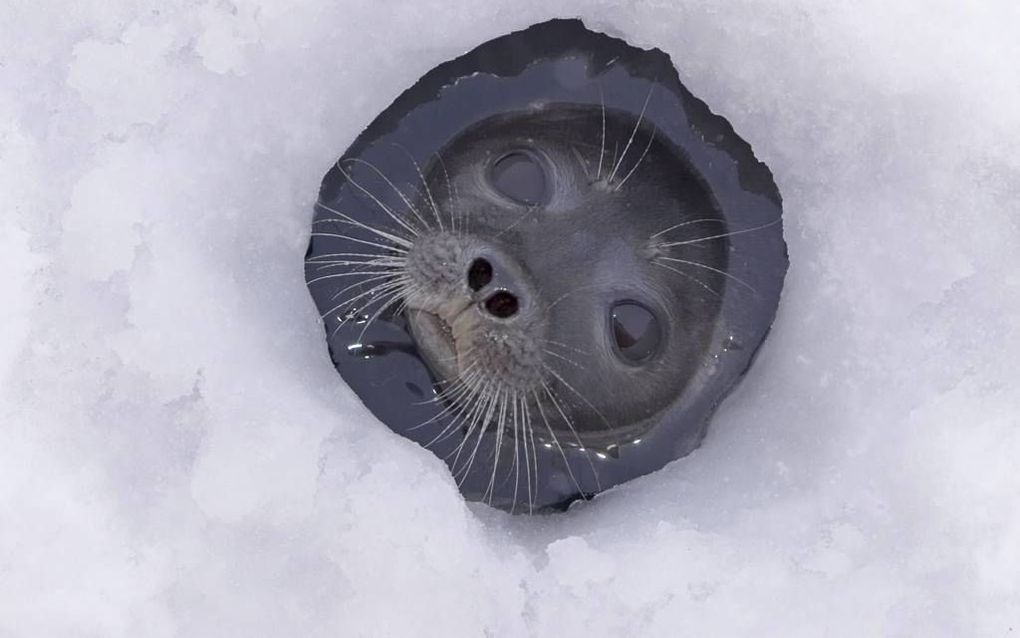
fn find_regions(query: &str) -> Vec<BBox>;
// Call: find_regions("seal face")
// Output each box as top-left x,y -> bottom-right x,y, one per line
400,107 -> 728,451
305,19 -> 788,512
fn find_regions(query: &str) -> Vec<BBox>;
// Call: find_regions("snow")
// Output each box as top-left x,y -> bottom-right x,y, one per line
1,1 -> 1019,636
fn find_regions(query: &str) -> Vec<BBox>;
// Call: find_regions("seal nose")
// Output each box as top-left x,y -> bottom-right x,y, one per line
467,257 -> 493,291
465,256 -> 525,319
484,290 -> 519,318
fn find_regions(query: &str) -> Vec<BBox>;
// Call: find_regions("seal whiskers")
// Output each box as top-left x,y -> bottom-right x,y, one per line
649,260 -> 722,297
596,83 -> 606,181
655,217 -> 782,248
607,84 -> 655,185
392,143 -> 447,233
655,256 -> 759,295
313,202 -> 415,249
536,384 -> 594,495
613,126 -> 656,192
336,163 -> 425,238
310,230 -> 410,254
344,157 -> 434,234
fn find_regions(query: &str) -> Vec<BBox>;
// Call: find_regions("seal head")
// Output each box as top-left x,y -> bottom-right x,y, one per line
305,19 -> 788,512
401,107 -> 728,451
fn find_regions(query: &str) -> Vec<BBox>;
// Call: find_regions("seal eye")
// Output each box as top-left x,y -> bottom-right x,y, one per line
611,301 -> 661,364
490,152 -> 545,206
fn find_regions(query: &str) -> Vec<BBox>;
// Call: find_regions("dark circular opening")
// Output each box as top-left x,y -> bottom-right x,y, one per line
467,257 -> 493,291
490,152 -> 546,206
610,301 -> 662,364
484,291 -> 519,318
306,25 -> 789,513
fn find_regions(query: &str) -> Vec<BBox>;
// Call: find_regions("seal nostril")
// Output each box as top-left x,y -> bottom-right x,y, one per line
484,291 -> 519,318
467,258 -> 493,291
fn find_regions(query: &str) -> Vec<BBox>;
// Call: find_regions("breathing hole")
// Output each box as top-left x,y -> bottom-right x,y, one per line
490,152 -> 546,206
467,258 -> 493,291
611,301 -> 661,364
484,291 -> 519,318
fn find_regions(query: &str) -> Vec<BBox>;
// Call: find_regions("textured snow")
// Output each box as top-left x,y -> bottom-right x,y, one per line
2,1 -> 1019,636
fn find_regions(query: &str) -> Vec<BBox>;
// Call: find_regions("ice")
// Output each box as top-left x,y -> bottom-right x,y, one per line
1,1 -> 1018,636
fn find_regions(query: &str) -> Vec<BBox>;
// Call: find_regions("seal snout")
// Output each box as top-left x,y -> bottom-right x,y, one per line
404,231 -> 545,394
468,256 -> 520,318
466,255 -> 528,321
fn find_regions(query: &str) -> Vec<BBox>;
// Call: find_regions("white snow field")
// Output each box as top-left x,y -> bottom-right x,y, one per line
2,1 -> 1019,636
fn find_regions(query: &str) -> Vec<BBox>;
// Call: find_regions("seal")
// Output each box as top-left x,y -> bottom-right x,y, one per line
305,19 -> 788,512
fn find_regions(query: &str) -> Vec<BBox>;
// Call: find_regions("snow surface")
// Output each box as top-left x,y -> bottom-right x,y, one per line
2,1 -> 1019,636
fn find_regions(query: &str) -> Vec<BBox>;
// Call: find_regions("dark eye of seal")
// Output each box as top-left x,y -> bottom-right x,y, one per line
490,152 -> 545,205
611,301 -> 662,363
